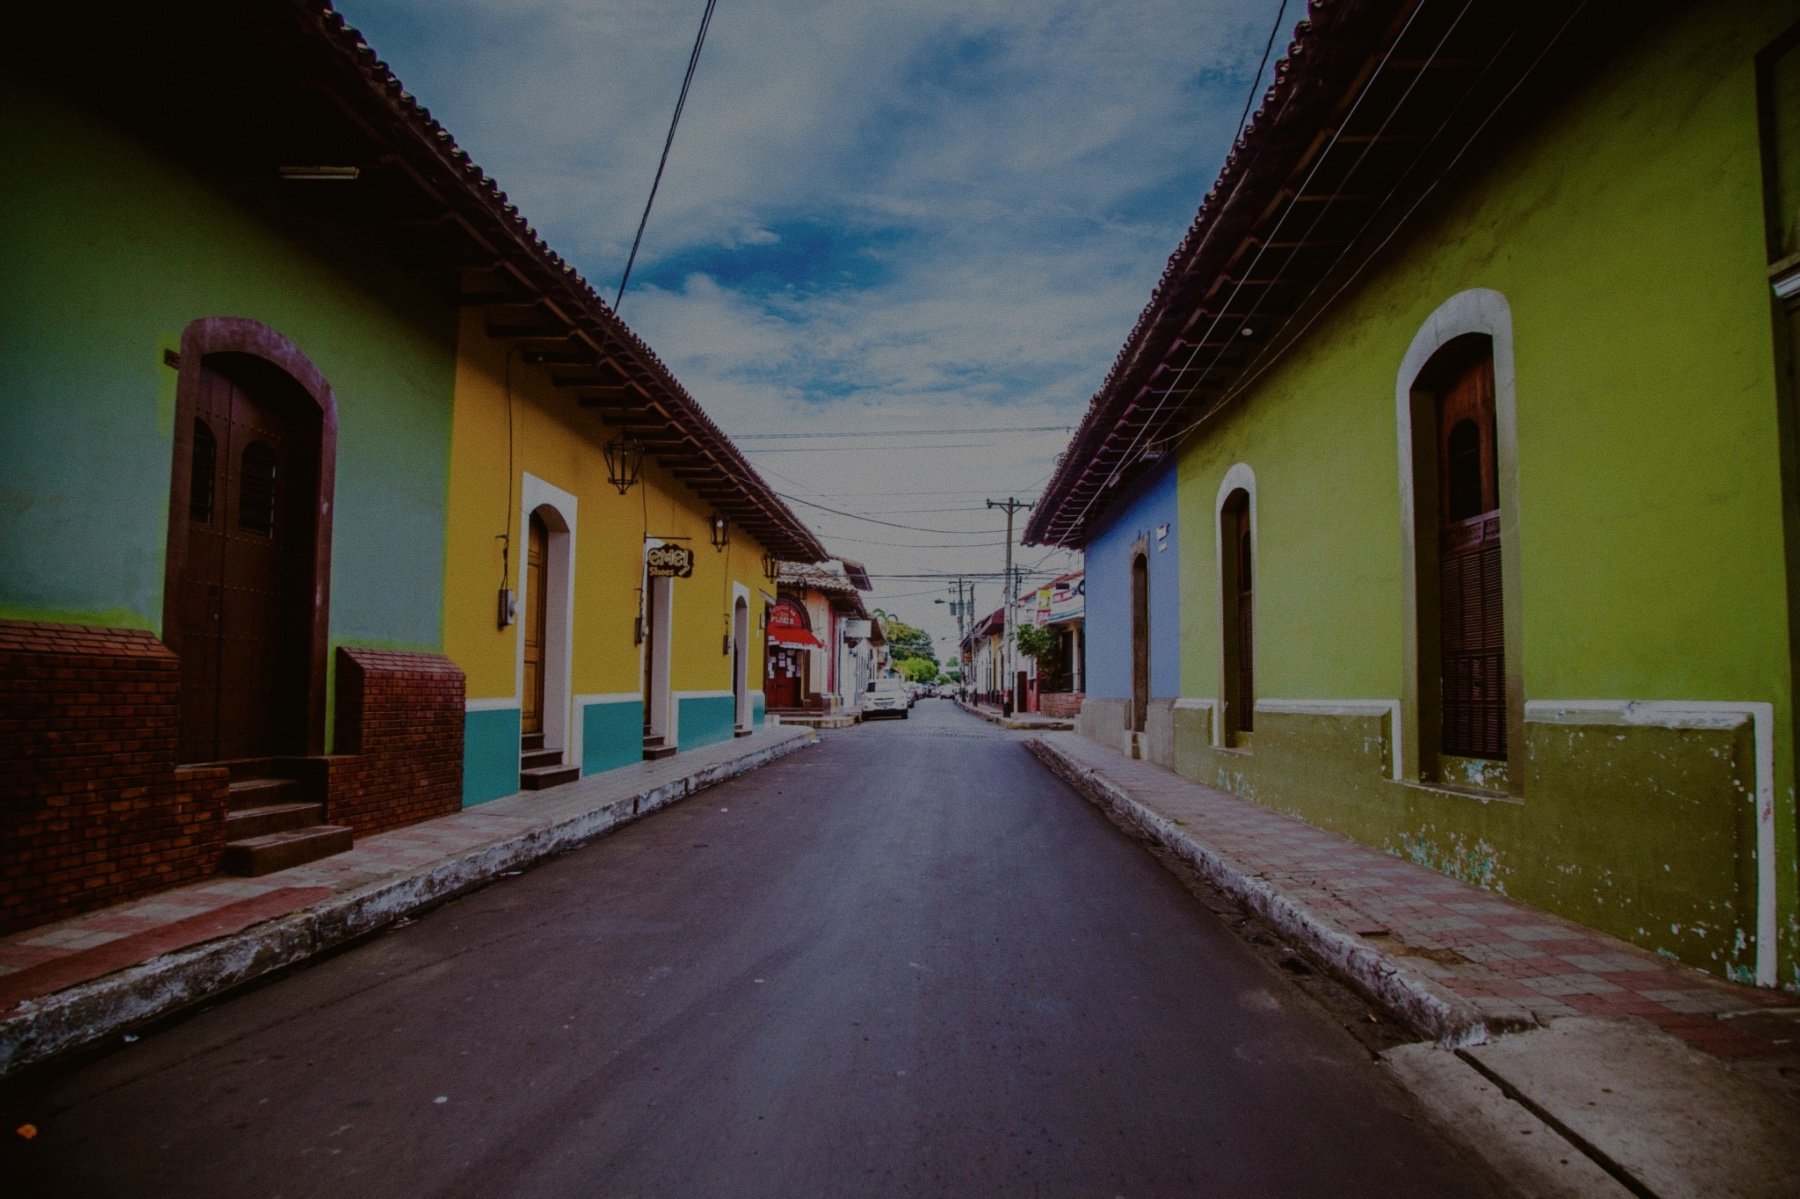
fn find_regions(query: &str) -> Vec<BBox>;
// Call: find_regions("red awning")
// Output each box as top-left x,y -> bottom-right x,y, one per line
768,625 -> 824,649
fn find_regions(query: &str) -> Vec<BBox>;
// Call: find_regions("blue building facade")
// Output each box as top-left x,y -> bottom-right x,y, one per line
1076,463 -> 1180,758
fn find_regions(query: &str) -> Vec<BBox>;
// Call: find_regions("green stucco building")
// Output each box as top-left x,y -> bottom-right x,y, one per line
1031,0 -> 1800,988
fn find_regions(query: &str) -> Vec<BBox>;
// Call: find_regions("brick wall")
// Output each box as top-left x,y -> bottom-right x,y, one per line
1039,691 -> 1086,719
328,648 -> 464,836
0,621 -> 230,934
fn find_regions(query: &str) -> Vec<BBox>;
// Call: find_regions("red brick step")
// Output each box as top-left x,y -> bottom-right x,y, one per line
225,801 -> 325,841
220,825 -> 354,876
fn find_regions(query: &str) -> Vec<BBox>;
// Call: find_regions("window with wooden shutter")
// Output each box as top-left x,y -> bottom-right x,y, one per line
1435,349 -> 1504,760
190,419 -> 216,524
1220,488 -> 1254,739
238,441 -> 277,537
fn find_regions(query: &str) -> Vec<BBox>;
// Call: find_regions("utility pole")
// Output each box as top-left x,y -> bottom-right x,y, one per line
952,577 -> 972,700
937,577 -> 973,700
986,497 -> 1034,715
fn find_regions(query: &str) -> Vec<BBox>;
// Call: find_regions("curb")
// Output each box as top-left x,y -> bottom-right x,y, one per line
1026,736 -> 1503,1048
0,731 -> 815,1078
955,699 -> 1074,732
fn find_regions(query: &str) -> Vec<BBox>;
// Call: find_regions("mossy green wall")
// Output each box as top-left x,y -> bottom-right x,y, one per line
0,77 -> 457,655
1173,0 -> 1799,983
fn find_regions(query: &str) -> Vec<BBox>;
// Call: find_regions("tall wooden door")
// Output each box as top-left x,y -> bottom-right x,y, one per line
1436,349 -> 1505,760
1130,553 -> 1149,733
642,576 -> 659,733
522,512 -> 548,737
177,355 -> 318,763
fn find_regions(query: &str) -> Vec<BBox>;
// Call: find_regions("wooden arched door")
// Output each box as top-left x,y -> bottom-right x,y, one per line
175,353 -> 321,762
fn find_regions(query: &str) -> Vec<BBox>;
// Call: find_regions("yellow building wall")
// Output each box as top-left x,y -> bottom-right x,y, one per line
446,311 -> 774,801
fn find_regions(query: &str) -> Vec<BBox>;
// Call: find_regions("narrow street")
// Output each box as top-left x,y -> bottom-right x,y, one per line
5,703 -> 1504,1198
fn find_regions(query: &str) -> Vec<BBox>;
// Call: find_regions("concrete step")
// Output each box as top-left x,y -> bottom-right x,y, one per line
520,748 -> 563,770
217,757 -> 278,783
520,763 -> 579,790
227,776 -> 303,810
221,825 -> 353,876
225,801 -> 324,841
642,737 -> 677,762
521,732 -> 545,752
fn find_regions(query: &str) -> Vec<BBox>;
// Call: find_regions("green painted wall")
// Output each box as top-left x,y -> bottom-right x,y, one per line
582,698 -> 644,776
0,78 -> 456,655
463,707 -> 522,807
1172,0 -> 1799,983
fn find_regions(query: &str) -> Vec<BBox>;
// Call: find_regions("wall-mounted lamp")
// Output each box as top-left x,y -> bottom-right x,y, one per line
709,511 -> 731,551
761,551 -> 780,583
605,435 -> 645,495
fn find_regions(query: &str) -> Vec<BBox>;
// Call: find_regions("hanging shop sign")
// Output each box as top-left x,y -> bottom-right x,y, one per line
646,544 -> 694,578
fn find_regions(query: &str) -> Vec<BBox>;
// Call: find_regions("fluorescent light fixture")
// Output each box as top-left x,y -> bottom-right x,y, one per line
278,165 -> 361,181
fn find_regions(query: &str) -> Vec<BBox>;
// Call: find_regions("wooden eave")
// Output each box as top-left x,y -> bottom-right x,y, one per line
18,1 -> 829,564
1026,0 -> 1595,549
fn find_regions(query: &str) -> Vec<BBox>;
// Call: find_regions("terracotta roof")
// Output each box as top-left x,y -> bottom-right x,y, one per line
22,0 -> 827,561
777,561 -> 873,621
1027,0 -> 1593,547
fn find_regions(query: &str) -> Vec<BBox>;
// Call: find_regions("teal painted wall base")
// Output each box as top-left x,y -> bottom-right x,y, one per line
463,707 -> 520,807
678,695 -> 736,751
752,691 -> 766,729
583,698 -> 643,775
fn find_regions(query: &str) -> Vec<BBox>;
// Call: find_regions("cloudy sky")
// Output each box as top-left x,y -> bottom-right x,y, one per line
336,0 -> 1295,656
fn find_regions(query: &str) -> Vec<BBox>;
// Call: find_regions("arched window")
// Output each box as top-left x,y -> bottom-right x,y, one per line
1397,290 -> 1521,790
1427,337 -> 1505,762
1220,487 -> 1254,741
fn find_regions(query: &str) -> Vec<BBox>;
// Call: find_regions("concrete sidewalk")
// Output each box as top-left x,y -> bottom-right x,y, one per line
955,697 -> 1074,731
0,725 -> 815,1079
1029,732 -> 1800,1198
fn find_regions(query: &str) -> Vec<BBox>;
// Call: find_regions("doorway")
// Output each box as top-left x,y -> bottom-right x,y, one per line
1130,551 -> 1150,734
643,572 -> 674,746
170,345 -> 327,764
522,511 -> 549,738
733,595 -> 751,732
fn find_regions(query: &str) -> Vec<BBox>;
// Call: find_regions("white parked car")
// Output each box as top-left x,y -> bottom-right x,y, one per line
861,678 -> 910,719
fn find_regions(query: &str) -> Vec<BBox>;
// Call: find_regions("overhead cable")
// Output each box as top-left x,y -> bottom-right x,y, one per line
775,491 -> 1006,535
614,0 -> 720,310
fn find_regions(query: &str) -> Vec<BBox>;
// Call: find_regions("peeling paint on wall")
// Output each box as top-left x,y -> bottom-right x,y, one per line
1392,828 -> 1507,894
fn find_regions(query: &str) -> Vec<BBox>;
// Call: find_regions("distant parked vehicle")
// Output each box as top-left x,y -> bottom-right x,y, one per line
861,678 -> 910,719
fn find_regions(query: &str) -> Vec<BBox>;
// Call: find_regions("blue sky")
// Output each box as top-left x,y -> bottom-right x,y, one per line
335,0 -> 1295,650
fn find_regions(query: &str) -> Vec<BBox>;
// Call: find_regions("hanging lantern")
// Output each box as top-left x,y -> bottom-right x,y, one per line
709,510 -> 731,551
762,550 -> 780,582
604,434 -> 644,495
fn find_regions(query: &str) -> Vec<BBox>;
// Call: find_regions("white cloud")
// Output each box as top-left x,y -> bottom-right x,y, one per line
337,0 -> 1290,643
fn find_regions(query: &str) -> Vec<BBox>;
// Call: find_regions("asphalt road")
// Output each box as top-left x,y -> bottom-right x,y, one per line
5,701 -> 1508,1198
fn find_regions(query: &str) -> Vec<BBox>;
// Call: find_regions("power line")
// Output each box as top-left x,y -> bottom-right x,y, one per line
775,491 -> 1006,535
615,0 -> 720,310
747,441 -> 1061,454
1048,0 -> 1441,544
1233,0 -> 1292,145
732,424 -> 1072,441
812,532 -> 1015,549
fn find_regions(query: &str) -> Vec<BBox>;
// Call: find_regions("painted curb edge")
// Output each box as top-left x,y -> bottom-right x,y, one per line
0,730 -> 816,1078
